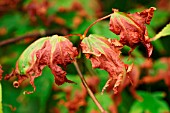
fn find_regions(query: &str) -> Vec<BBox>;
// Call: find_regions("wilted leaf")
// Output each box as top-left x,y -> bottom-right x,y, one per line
109,7 -> 156,57
81,34 -> 127,94
5,35 -> 78,94
151,23 -> 170,41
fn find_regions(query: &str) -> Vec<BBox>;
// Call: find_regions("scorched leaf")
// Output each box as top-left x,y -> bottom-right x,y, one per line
80,34 -> 127,94
5,35 -> 78,94
109,7 -> 156,57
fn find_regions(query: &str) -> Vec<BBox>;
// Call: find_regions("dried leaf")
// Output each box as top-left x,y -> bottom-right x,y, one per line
109,7 -> 156,57
81,34 -> 126,94
5,35 -> 78,94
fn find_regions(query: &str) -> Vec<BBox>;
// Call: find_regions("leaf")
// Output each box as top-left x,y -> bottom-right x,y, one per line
109,7 -> 156,57
152,23 -> 170,41
5,35 -> 78,94
130,91 -> 169,113
80,34 -> 127,94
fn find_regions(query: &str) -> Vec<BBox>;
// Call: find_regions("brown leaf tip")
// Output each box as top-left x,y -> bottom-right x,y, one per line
143,7 -> 156,24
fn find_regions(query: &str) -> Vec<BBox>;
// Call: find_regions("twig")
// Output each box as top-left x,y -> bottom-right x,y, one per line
0,29 -> 68,47
74,60 -> 107,113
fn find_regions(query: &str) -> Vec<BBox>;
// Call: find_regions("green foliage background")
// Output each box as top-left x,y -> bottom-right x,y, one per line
0,0 -> 170,113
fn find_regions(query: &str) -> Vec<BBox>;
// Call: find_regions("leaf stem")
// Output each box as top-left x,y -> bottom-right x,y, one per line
64,34 -> 83,38
74,60 -> 107,113
82,14 -> 112,39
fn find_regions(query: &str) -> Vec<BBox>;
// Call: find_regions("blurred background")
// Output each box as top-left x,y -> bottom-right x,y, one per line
0,0 -> 170,113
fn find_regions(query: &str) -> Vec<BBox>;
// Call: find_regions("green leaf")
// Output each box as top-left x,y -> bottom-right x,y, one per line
130,91 -> 169,113
152,23 -> 170,41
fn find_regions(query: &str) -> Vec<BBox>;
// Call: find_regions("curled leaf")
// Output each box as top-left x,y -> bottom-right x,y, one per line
109,7 -> 156,57
80,34 -> 127,94
5,35 -> 78,94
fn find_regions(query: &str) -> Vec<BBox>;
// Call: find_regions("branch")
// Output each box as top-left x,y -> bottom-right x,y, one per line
74,60 -> 107,113
0,28 -> 68,47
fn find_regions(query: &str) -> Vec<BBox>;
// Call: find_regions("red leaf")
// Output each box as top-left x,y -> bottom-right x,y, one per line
5,35 -> 78,94
81,34 -> 126,94
109,7 -> 156,57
